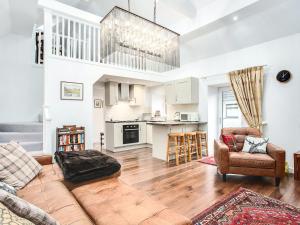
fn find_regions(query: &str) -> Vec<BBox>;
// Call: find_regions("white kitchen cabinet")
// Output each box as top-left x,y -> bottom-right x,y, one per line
105,122 -> 123,149
113,123 -> 123,147
129,85 -> 145,106
146,124 -> 152,144
139,122 -> 147,144
164,81 -> 176,104
165,77 -> 199,105
105,82 -> 118,106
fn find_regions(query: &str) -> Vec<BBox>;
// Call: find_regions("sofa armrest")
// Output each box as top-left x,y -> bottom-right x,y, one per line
33,155 -> 53,165
214,139 -> 230,174
267,143 -> 285,178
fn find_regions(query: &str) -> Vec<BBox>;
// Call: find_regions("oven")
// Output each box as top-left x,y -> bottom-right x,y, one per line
123,124 -> 139,144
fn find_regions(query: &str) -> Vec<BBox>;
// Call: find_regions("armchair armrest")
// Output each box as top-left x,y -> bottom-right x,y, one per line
214,139 -> 230,174
33,154 -> 53,165
267,143 -> 285,178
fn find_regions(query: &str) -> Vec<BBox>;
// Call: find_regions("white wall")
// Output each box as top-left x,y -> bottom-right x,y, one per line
168,33 -> 300,169
43,55 -> 167,153
93,84 -> 105,143
0,34 -> 43,122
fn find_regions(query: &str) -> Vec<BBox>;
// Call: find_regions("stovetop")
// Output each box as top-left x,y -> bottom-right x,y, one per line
105,120 -> 147,123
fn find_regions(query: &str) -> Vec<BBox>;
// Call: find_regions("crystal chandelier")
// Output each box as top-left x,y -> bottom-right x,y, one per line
100,1 -> 180,73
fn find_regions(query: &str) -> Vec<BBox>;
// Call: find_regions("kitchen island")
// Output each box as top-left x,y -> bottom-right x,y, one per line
147,121 -> 206,161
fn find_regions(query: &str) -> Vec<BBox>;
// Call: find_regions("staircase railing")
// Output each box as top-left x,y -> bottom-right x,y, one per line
49,13 -> 101,63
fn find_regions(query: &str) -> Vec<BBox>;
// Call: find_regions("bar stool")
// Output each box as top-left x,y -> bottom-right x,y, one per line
185,132 -> 198,161
166,133 -> 186,166
196,131 -> 208,158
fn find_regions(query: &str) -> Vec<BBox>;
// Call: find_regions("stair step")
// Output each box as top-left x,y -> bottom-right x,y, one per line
19,141 -> 43,152
0,122 -> 43,132
0,132 -> 42,143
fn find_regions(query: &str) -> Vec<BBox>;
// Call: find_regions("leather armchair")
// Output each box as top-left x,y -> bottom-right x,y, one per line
214,127 -> 285,186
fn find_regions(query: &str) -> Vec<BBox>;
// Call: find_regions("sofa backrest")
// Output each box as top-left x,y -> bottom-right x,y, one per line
221,127 -> 261,151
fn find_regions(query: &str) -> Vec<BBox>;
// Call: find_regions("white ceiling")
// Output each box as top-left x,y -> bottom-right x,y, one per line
1,0 -> 300,66
180,0 -> 300,64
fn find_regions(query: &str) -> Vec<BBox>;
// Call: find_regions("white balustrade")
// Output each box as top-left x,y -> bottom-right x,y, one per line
50,13 -> 101,63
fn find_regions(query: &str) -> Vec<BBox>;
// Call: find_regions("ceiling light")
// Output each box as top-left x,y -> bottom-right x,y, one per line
100,5 -> 180,73
233,16 -> 238,21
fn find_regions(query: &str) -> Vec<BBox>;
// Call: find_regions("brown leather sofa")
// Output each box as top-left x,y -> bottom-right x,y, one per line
214,127 -> 285,186
17,155 -> 192,225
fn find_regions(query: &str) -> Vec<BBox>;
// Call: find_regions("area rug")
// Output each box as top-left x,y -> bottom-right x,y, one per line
198,156 -> 216,166
192,187 -> 300,225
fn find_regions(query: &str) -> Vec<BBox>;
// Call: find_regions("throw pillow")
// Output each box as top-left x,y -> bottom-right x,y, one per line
0,190 -> 59,225
222,134 -> 238,152
0,202 -> 34,225
0,141 -> 42,190
242,136 -> 269,154
0,181 -> 16,195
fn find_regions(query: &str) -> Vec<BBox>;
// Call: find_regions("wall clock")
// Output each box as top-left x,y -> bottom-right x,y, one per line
276,70 -> 291,83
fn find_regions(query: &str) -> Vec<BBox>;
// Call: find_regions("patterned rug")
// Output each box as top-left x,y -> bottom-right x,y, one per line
192,187 -> 300,225
198,156 -> 216,166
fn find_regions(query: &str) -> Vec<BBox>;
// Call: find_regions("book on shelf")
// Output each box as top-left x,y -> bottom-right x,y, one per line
56,126 -> 85,152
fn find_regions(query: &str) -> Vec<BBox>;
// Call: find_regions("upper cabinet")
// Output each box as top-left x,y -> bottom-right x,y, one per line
165,77 -> 199,105
105,82 -> 118,106
129,85 -> 145,106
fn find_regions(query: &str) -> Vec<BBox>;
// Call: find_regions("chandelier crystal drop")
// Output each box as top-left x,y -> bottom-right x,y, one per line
100,6 -> 180,73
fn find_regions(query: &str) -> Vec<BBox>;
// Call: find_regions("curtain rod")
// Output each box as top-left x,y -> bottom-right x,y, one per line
200,65 -> 268,79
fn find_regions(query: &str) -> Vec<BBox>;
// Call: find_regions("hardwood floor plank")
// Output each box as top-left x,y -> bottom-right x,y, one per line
99,147 -> 300,219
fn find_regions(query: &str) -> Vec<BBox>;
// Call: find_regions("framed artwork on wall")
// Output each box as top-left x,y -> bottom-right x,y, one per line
60,81 -> 84,100
94,99 -> 103,108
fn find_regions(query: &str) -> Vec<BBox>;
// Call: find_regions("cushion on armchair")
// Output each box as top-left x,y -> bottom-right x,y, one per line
222,134 -> 237,152
242,136 -> 269,154
55,150 -> 121,183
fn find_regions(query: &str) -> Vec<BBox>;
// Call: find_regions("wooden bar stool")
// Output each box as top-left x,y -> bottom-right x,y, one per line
196,131 -> 208,158
166,133 -> 186,166
185,132 -> 198,161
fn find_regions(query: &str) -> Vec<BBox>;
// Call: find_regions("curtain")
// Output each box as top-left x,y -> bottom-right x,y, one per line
228,66 -> 264,131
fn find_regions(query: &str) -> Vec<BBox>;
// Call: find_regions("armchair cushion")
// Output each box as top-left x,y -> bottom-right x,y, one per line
242,136 -> 269,154
222,134 -> 238,152
229,152 -> 275,169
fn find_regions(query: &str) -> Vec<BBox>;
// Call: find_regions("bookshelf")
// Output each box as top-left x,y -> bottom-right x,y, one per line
56,125 -> 85,152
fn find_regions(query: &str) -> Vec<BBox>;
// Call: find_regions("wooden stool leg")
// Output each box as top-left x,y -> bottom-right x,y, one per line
188,136 -> 192,161
183,137 -> 187,163
195,135 -> 199,160
166,136 -> 170,164
205,133 -> 208,156
175,137 -> 179,166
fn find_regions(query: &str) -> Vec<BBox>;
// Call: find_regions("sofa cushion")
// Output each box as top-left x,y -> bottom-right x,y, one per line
23,164 -> 63,188
242,136 -> 269,154
0,189 -> 59,225
18,163 -> 92,225
0,181 -> 16,195
72,178 -> 191,225
0,202 -> 34,225
229,152 -> 275,169
0,141 -> 42,190
221,128 -> 261,151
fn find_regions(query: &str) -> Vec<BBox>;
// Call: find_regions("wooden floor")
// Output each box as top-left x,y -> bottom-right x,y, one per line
100,147 -> 300,219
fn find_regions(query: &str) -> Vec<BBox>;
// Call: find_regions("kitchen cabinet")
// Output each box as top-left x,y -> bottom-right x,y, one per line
113,123 -> 123,147
146,124 -> 152,144
105,82 -> 118,106
139,122 -> 147,144
165,81 -> 176,104
129,85 -> 145,106
165,77 -> 199,105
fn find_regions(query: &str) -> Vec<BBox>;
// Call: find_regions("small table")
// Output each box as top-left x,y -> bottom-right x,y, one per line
294,151 -> 300,180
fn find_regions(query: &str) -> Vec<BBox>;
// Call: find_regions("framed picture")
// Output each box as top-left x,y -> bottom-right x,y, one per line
60,81 -> 83,100
94,99 -> 103,108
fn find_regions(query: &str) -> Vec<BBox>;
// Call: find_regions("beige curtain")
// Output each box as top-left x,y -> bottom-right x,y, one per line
228,66 -> 264,131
